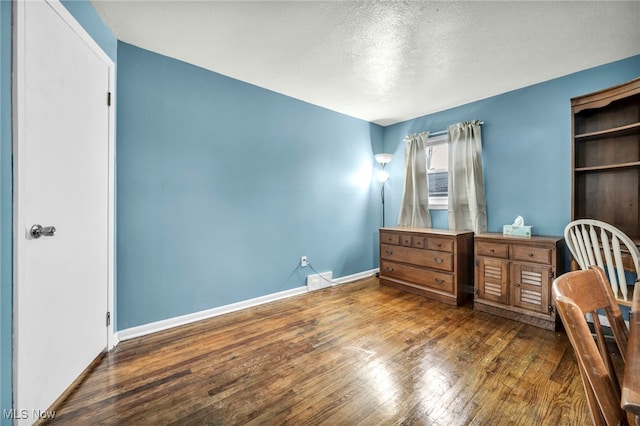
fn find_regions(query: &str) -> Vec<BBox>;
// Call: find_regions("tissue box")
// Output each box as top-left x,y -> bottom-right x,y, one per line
503,225 -> 532,237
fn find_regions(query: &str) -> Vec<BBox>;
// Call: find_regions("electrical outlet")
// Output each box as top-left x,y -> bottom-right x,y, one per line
301,256 -> 308,267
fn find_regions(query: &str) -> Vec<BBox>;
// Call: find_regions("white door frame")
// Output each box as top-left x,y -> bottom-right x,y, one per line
12,0 -> 116,401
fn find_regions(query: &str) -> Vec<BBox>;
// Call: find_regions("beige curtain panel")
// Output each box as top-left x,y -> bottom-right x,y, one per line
398,131 -> 432,228
447,120 -> 487,234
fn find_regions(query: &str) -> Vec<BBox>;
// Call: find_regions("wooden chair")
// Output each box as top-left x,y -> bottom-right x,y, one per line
553,266 -> 630,426
565,219 -> 640,305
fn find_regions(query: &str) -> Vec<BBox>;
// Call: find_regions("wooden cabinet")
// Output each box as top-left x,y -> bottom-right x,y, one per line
379,227 -> 474,306
571,77 -> 640,240
474,234 -> 564,330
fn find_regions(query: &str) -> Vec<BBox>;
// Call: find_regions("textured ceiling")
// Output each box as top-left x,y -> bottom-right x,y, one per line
90,1 -> 640,126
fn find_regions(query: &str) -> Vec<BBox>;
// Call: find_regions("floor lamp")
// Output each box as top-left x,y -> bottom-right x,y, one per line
375,153 -> 393,227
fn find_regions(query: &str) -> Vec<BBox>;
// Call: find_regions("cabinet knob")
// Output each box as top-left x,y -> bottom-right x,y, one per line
385,250 -> 393,255
515,283 -> 521,287
386,266 -> 394,272
435,278 -> 445,284
528,253 -> 534,257
489,248 -> 495,253
434,258 -> 444,264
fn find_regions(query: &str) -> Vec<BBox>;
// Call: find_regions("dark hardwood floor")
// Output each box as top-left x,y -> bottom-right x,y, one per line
46,277 -> 598,425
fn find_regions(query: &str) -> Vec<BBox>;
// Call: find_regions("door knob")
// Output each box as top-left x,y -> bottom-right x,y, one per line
30,224 -> 56,239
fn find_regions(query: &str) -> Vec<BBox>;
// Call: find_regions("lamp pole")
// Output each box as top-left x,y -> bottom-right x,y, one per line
374,153 -> 393,229
381,182 -> 386,227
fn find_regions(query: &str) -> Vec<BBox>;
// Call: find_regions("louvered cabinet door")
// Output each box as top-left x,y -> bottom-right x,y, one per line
473,233 -> 564,330
476,257 -> 509,304
510,262 -> 551,314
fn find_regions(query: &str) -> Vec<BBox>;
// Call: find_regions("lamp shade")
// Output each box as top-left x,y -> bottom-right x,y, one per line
375,153 -> 393,165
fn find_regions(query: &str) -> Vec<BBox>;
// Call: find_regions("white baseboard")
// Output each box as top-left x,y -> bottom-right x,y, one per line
116,269 -> 378,342
110,334 -> 120,349
333,268 -> 378,285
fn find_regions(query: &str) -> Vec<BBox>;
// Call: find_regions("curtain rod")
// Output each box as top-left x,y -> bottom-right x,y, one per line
406,120 -> 484,139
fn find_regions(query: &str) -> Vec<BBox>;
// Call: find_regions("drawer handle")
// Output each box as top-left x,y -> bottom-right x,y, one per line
434,258 -> 444,264
528,253 -> 534,258
489,248 -> 495,253
386,266 -> 394,272
435,278 -> 445,284
385,250 -> 394,255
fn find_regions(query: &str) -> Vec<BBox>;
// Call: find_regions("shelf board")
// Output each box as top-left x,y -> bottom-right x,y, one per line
574,161 -> 640,172
575,122 -> 640,141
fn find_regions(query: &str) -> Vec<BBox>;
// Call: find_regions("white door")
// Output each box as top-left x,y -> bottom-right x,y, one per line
13,0 -> 115,421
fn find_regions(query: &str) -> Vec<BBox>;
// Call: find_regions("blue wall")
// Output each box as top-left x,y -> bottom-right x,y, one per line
1,1 -> 12,422
116,42 -> 383,330
383,55 -> 640,237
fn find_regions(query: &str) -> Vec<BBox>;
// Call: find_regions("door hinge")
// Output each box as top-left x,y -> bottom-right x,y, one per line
106,311 -> 111,326
107,92 -> 112,107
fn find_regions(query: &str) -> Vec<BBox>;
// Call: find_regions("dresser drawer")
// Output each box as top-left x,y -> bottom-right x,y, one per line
381,260 -> 453,293
398,235 -> 427,248
510,245 -> 552,264
412,236 -> 425,248
380,232 -> 400,245
476,241 -> 509,258
426,237 -> 453,252
380,244 -> 453,271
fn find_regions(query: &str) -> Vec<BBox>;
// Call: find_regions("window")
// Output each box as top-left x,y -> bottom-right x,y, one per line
426,134 -> 448,209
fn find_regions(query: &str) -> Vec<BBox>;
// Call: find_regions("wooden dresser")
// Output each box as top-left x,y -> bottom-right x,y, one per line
379,227 -> 474,306
474,233 -> 564,330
